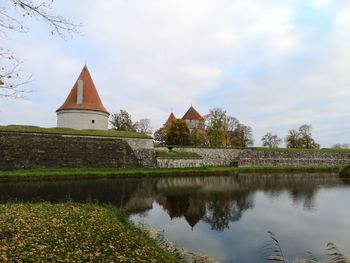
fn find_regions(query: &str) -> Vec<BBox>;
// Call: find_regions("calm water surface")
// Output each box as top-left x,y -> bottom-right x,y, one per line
0,173 -> 349,263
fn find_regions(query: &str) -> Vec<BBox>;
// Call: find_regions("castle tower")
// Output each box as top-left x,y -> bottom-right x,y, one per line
182,105 -> 204,130
56,65 -> 109,130
165,112 -> 177,127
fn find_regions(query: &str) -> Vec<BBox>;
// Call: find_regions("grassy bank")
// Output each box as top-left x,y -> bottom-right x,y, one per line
0,125 -> 150,139
0,203 -> 181,262
0,166 -> 341,181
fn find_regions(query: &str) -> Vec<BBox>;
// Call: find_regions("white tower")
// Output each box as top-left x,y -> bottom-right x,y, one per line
56,66 -> 109,130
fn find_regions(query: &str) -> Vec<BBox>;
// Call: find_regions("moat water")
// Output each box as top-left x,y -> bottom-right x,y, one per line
0,173 -> 349,263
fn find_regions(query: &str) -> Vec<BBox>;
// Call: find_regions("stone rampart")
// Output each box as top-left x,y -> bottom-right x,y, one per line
157,157 -> 203,168
0,132 -> 156,170
156,147 -> 350,167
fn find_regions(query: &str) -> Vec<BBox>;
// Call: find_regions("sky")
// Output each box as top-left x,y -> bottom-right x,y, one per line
0,0 -> 349,147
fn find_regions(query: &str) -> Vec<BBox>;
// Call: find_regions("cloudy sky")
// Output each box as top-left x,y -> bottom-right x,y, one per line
1,0 -> 349,147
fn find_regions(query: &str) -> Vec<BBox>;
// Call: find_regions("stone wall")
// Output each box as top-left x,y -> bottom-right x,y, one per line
0,132 -> 156,170
157,157 -> 203,168
121,137 -> 156,167
156,147 -> 350,167
156,147 -> 241,166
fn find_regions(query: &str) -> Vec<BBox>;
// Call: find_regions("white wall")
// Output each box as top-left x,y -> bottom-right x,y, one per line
57,110 -> 109,130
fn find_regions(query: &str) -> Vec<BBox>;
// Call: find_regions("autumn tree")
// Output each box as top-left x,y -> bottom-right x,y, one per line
133,118 -> 152,136
286,124 -> 320,149
0,0 -> 81,98
167,119 -> 190,145
109,110 -> 135,131
229,123 -> 254,147
190,126 -> 208,146
261,132 -> 282,148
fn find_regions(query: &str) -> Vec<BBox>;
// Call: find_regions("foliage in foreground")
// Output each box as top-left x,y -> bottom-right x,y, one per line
339,165 -> 350,178
265,231 -> 350,263
0,203 -> 180,262
0,124 -> 150,138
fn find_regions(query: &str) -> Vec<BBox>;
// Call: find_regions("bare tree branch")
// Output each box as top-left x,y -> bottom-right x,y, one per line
0,0 -> 81,99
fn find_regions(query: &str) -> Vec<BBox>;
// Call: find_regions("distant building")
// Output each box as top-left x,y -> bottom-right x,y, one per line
56,66 -> 109,130
181,105 -> 204,130
164,106 -> 204,131
165,112 -> 177,127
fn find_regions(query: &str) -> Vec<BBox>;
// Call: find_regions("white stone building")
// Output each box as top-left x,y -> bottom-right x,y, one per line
56,66 -> 109,130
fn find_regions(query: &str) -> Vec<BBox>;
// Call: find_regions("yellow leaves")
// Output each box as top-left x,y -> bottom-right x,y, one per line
0,203 -> 180,263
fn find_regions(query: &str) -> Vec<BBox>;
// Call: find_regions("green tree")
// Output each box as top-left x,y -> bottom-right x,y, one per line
261,132 -> 282,148
205,108 -> 227,147
167,119 -> 190,145
109,110 -> 135,131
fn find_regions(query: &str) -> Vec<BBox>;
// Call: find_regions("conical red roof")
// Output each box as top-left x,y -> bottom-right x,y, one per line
57,66 -> 109,114
165,112 -> 177,125
182,106 -> 203,120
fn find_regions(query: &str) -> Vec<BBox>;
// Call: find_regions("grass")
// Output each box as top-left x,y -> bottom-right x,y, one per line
0,166 -> 341,181
155,150 -> 201,158
0,125 -> 151,139
0,203 -> 181,262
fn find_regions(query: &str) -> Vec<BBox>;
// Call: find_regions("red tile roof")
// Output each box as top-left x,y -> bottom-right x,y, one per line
182,106 -> 203,121
165,112 -> 177,125
56,66 -> 109,114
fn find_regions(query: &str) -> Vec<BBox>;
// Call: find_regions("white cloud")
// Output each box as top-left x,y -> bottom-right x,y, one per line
1,0 -> 349,146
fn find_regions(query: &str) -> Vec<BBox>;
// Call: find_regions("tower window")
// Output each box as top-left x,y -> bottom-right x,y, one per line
92,120 -> 95,124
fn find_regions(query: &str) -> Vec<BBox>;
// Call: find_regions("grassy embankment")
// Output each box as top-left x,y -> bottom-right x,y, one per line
0,202 -> 181,262
0,125 -> 150,139
0,166 -> 341,181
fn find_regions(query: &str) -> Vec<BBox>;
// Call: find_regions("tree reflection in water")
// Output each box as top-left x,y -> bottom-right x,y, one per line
0,174 -> 344,231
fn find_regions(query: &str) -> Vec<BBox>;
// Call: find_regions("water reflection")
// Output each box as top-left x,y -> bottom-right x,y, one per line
0,174 -> 346,232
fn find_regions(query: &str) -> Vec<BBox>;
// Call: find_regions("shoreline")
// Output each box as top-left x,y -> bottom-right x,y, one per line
0,166 -> 341,182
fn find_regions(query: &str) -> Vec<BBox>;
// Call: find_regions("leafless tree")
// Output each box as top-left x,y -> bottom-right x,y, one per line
0,0 -> 81,98
332,143 -> 350,149
133,118 -> 152,136
261,132 -> 282,148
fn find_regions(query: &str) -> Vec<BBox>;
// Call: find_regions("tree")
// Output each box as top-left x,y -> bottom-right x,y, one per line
286,124 -> 320,149
332,143 -> 350,149
167,119 -> 190,145
261,132 -> 282,148
153,127 -> 167,144
190,126 -> 208,146
1,0 -> 81,98
205,108 -> 227,147
133,118 -> 152,136
229,123 -> 254,147
109,110 -> 135,131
